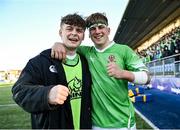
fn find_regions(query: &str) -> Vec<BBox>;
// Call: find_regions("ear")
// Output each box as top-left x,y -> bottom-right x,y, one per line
107,27 -> 110,35
59,29 -> 62,37
88,31 -> 92,38
82,33 -> 85,40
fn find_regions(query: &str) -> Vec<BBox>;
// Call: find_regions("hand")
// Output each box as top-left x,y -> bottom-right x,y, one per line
48,85 -> 69,105
107,62 -> 134,81
107,62 -> 124,79
51,42 -> 66,61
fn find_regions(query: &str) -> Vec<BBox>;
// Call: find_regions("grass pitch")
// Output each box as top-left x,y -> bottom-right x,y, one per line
0,83 -> 152,129
0,83 -> 30,129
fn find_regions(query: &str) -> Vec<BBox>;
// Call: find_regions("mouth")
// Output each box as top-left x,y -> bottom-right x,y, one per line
68,38 -> 79,42
93,34 -> 103,40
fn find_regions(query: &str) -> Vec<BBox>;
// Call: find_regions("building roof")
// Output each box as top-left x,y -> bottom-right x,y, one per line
113,0 -> 180,49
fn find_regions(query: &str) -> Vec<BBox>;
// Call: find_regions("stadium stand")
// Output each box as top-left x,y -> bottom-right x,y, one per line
128,83 -> 153,103
137,26 -> 180,62
113,0 -> 180,129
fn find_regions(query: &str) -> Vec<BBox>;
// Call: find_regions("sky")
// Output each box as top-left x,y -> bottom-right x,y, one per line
0,0 -> 128,70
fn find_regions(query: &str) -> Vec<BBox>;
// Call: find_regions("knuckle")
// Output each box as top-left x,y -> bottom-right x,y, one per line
60,100 -> 64,104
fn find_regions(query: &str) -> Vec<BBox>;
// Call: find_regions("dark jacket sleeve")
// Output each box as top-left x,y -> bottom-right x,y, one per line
12,56 -> 56,114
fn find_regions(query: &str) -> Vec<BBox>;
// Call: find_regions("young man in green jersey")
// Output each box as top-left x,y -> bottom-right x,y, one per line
12,13 -> 92,129
51,12 -> 150,130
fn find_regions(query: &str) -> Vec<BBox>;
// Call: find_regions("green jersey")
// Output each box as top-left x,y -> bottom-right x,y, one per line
78,42 -> 148,128
63,54 -> 82,130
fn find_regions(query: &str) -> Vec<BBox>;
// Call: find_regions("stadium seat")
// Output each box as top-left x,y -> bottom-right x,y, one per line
130,93 -> 153,103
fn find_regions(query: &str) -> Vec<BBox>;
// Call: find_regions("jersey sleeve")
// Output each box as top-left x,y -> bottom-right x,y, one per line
124,45 -> 148,72
77,45 -> 91,57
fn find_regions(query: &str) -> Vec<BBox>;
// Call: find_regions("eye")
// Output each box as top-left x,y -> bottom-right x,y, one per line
76,28 -> 84,33
98,25 -> 106,29
66,27 -> 73,31
89,27 -> 96,31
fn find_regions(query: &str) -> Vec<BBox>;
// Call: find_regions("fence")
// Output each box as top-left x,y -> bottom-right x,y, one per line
146,53 -> 180,77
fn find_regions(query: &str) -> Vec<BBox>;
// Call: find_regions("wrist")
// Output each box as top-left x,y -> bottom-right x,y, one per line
132,71 -> 150,85
118,70 -> 134,82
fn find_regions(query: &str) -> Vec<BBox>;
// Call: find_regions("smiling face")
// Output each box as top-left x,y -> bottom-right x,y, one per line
59,13 -> 86,51
59,24 -> 85,51
86,13 -> 111,50
89,23 -> 110,49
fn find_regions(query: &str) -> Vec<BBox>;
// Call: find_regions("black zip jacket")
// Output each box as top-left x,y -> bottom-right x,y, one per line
12,49 -> 92,129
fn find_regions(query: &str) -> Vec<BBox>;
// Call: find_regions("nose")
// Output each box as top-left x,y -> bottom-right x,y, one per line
71,29 -> 78,35
94,27 -> 101,33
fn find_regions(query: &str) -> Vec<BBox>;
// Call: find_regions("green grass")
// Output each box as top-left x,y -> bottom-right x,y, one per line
0,83 -> 31,129
0,106 -> 31,129
0,83 -> 152,129
136,113 -> 152,129
0,84 -> 14,104
0,82 -> 13,87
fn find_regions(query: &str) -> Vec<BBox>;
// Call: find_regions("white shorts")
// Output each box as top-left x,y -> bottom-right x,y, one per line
92,124 -> 136,130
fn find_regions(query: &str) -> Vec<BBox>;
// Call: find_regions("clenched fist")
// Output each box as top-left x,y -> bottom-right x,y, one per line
107,62 -> 124,79
48,85 -> 69,105
107,62 -> 134,82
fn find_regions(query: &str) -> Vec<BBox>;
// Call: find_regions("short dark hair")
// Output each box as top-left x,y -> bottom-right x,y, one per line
60,13 -> 86,30
86,12 -> 108,28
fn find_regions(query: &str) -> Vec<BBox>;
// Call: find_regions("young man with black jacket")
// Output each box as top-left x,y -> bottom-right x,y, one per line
12,13 -> 92,129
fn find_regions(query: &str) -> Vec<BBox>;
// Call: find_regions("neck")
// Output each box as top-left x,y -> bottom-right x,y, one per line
95,40 -> 112,50
95,41 -> 114,52
66,50 -> 77,60
66,50 -> 76,56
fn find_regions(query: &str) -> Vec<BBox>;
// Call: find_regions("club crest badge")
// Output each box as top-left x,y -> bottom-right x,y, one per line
108,55 -> 116,63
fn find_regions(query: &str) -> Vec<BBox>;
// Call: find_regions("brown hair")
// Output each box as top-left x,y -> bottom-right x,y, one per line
86,12 -> 108,28
60,13 -> 86,30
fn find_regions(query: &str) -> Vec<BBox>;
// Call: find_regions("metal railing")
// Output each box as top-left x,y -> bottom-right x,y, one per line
145,53 -> 180,77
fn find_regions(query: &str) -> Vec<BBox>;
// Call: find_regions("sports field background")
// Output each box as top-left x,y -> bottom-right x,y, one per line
0,83 -> 152,129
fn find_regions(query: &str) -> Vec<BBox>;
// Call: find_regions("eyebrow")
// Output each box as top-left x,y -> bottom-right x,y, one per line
89,23 -> 107,29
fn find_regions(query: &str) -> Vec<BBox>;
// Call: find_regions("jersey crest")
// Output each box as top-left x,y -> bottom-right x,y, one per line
68,76 -> 82,100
